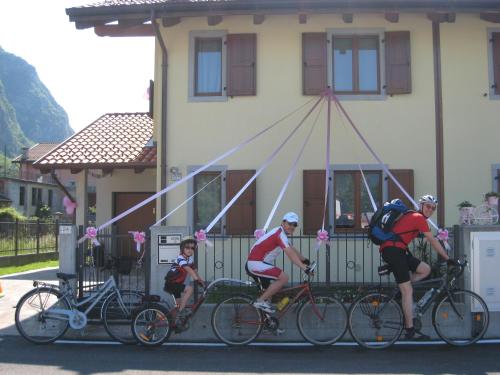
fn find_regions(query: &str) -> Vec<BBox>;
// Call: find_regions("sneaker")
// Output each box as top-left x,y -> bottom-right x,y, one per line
263,327 -> 285,336
252,300 -> 276,314
404,327 -> 430,341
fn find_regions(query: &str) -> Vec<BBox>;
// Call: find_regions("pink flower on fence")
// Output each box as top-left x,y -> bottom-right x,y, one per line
437,228 -> 449,241
315,229 -> 330,250
85,226 -> 100,246
63,196 -> 77,215
129,231 -> 146,253
254,229 -> 266,240
195,229 -> 213,248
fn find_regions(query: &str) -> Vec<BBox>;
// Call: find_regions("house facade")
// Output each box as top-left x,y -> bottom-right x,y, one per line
65,1 -> 500,238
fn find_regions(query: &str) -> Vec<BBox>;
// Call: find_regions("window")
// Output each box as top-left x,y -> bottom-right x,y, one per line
488,30 -> 500,98
332,35 -> 380,94
31,188 -> 42,206
193,171 -> 223,233
19,186 -> 25,206
189,31 -> 256,101
334,170 -> 382,231
302,30 -> 411,97
48,189 -> 53,208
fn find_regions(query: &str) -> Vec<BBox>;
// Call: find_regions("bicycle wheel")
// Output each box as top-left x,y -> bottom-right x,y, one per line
15,287 -> 70,344
102,290 -> 143,344
211,294 -> 263,346
132,303 -> 172,347
433,289 -> 489,346
348,292 -> 404,349
297,295 -> 348,345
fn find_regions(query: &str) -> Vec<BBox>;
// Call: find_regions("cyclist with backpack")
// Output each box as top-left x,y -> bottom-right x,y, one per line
379,195 -> 451,340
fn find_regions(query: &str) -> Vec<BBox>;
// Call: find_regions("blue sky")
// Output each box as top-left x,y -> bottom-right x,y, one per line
0,0 -> 154,132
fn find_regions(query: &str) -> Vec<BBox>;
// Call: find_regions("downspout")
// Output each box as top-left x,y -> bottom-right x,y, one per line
432,20 -> 445,228
151,10 -> 169,221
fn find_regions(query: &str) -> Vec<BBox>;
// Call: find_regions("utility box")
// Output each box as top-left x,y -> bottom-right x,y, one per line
470,231 -> 500,311
149,225 -> 189,299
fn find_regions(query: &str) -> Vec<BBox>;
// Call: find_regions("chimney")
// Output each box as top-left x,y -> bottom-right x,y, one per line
21,147 -> 29,160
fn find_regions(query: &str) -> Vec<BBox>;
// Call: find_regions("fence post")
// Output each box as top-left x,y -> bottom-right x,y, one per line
14,219 -> 19,257
55,219 -> 59,253
36,219 -> 41,255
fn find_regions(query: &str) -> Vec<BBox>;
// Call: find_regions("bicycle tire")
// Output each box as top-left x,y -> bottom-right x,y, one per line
433,289 -> 489,346
297,294 -> 348,346
101,290 -> 143,344
132,303 -> 172,347
348,291 -> 404,349
15,287 -> 70,344
211,294 -> 263,346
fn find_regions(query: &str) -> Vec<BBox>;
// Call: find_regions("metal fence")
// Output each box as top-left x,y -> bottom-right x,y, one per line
0,220 -> 60,257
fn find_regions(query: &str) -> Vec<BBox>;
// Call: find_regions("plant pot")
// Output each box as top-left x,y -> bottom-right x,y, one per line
459,206 -> 474,225
487,196 -> 499,206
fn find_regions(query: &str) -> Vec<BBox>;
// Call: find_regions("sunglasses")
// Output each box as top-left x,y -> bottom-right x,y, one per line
287,221 -> 298,227
423,204 -> 437,211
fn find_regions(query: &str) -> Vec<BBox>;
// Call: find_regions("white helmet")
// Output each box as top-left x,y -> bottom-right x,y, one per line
419,194 -> 438,205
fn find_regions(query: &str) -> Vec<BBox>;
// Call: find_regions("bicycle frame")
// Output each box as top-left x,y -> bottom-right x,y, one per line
270,281 -> 318,321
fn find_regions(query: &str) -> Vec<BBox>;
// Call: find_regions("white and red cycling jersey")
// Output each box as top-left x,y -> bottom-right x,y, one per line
248,226 -> 289,263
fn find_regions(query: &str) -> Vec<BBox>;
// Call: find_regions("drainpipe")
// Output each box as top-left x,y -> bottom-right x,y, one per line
431,20 -> 445,228
151,10 -> 169,221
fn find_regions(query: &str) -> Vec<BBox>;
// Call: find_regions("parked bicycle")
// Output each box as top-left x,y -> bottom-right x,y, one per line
15,272 -> 143,344
348,257 -> 489,349
132,277 -> 251,346
211,261 -> 348,346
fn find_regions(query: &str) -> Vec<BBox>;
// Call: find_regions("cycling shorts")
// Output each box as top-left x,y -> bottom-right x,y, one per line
381,246 -> 421,284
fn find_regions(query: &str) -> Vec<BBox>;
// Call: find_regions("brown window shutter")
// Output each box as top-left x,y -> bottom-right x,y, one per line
387,169 -> 414,209
226,170 -> 256,235
492,32 -> 500,95
303,170 -> 329,235
226,34 -> 256,96
385,31 -> 412,95
302,33 -> 327,96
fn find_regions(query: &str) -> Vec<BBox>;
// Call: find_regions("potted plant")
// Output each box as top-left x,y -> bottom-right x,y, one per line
485,192 -> 499,206
458,201 -> 474,225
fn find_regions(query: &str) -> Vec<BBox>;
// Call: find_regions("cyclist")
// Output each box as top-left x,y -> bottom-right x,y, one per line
164,236 -> 204,322
380,194 -> 451,340
246,212 -> 310,313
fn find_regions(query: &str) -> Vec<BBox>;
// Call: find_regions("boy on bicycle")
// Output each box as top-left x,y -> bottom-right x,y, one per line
246,212 -> 311,313
164,236 -> 205,323
380,195 -> 452,339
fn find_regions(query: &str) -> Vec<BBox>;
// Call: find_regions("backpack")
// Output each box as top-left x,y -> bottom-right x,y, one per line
164,265 -> 186,285
368,199 -> 411,245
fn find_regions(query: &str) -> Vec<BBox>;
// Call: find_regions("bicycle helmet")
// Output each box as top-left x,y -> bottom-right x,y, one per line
419,194 -> 438,205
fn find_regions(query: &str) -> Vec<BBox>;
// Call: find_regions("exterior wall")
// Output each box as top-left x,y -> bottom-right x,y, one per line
153,13 -> 500,230
95,169 -> 156,227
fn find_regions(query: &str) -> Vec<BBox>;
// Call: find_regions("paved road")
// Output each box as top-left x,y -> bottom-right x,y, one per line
0,335 -> 500,374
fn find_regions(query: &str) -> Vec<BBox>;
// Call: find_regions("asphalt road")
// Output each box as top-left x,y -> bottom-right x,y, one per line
1,336 -> 499,375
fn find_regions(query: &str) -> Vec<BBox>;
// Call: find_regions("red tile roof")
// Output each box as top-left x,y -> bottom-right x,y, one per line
12,143 -> 59,163
33,113 -> 156,170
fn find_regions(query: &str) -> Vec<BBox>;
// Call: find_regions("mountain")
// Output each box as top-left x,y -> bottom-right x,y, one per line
0,47 -> 74,158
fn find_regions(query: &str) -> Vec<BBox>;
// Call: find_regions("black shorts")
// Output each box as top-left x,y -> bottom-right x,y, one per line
164,282 -> 185,298
381,247 -> 421,284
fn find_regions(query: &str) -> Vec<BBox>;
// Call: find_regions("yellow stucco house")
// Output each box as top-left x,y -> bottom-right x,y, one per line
60,0 -> 500,241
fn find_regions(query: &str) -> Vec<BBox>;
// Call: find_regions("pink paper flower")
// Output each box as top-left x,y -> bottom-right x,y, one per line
85,227 -> 100,246
195,230 -> 213,248
437,229 -> 449,241
63,196 -> 77,215
315,229 -> 330,250
254,229 -> 266,240
129,231 -> 146,253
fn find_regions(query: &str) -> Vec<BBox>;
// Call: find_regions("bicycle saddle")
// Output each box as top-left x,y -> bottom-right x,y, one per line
56,272 -> 77,281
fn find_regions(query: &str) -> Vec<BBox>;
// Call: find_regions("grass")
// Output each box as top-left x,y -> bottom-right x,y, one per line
0,260 -> 59,276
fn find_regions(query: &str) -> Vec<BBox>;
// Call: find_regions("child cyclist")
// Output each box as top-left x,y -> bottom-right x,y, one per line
164,236 -> 205,326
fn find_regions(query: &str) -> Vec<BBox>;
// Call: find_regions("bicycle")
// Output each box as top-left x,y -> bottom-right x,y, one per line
211,261 -> 348,346
15,272 -> 143,344
348,258 -> 489,349
132,277 -> 251,347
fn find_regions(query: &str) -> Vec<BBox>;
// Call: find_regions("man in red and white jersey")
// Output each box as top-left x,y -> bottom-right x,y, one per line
246,212 -> 310,313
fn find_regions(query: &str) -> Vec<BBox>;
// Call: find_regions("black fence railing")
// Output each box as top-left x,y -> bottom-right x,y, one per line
0,220 -> 60,257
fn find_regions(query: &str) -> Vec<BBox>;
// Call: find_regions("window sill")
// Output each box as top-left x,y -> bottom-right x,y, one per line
188,95 -> 228,103
333,93 -> 387,101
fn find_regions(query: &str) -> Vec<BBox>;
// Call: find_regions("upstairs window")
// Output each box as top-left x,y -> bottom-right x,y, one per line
489,30 -> 500,98
195,37 -> 223,96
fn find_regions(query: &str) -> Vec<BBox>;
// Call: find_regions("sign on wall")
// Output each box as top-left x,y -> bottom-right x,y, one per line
158,233 -> 181,264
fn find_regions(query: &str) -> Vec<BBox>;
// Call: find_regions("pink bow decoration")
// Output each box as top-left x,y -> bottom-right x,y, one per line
254,229 -> 266,240
437,228 -> 451,251
315,229 -> 330,250
63,196 -> 77,215
129,231 -> 146,253
85,226 -> 100,246
195,229 -> 213,248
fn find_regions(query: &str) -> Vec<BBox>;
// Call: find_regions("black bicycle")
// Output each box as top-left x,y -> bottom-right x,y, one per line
348,258 -> 489,349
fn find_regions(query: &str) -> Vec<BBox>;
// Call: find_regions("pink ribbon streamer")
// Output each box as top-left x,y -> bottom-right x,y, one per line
63,196 -> 77,215
85,227 -> 100,246
129,231 -> 146,253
